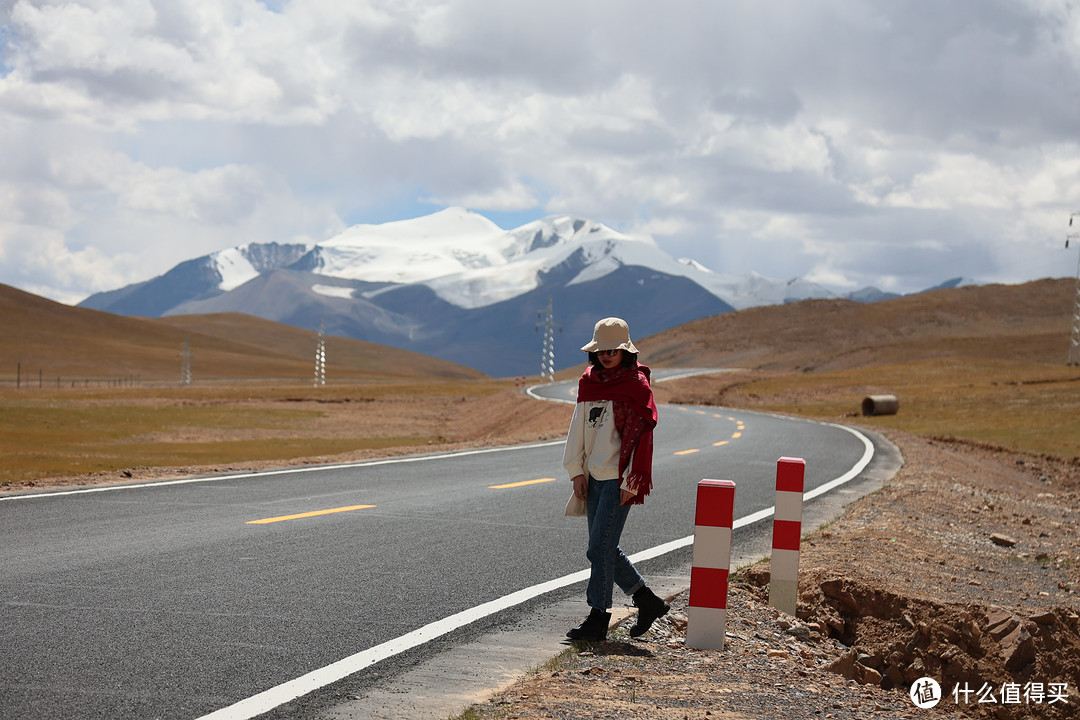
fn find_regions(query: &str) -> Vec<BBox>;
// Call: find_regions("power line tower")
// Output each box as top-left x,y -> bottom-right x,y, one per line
1067,213 -> 1080,366
179,337 -> 193,387
535,296 -> 561,383
314,321 -> 327,387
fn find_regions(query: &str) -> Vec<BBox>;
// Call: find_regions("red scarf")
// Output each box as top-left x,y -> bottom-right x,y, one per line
576,362 -> 658,504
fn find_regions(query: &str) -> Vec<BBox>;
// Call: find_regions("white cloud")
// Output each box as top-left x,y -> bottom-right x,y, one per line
0,221 -> 133,303
1,0 -> 1079,304
426,178 -> 538,212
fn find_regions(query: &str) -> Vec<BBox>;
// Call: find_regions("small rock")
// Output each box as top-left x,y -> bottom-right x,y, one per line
986,610 -> 1019,640
1000,625 -> 1036,671
961,618 -> 982,641
853,663 -> 883,686
940,646 -> 961,662
826,649 -> 857,678
667,613 -> 689,632
990,532 -> 1018,547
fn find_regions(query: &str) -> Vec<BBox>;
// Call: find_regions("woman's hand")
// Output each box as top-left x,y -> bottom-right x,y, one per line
572,475 -> 588,500
620,489 -> 635,505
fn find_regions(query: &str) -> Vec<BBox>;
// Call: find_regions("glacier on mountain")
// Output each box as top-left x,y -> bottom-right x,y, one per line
262,207 -> 836,311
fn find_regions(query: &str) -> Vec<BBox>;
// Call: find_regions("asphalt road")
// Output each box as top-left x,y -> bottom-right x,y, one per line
0,373 -> 886,720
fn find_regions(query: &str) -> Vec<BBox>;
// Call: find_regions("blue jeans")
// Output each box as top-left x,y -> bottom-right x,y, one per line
585,476 -> 645,609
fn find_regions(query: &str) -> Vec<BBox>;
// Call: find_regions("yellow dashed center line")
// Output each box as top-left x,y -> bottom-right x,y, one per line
246,504 -> 376,525
731,432 -> 742,439
674,449 -> 701,456
713,440 -> 729,447
489,478 -> 558,489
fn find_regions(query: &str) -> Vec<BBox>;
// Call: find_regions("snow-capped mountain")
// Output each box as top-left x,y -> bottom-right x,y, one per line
79,241 -> 312,318
232,208 -> 835,311
78,207 -> 949,376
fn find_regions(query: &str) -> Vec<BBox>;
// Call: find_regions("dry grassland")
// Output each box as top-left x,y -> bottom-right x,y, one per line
0,380 -> 575,489
2,278 -> 1078,490
647,278 -> 1080,460
656,359 -> 1080,460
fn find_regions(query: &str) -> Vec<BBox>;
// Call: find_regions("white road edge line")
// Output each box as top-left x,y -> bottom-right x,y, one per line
195,422 -> 876,720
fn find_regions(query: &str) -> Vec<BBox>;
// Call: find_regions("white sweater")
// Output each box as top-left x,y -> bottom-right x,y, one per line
562,400 -> 636,496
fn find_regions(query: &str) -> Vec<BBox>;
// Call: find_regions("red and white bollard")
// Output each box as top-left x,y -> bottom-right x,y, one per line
769,457 -> 806,616
686,479 -> 735,650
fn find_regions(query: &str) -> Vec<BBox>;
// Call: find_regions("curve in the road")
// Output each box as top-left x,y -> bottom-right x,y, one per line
195,377 -> 877,720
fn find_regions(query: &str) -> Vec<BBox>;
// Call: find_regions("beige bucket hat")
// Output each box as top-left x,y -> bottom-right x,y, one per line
580,317 -> 639,354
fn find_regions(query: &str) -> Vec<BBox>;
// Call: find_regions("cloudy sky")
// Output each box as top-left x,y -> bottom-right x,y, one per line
2,0 -> 1079,305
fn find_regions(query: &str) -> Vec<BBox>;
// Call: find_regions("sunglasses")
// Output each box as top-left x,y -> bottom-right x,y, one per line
596,349 -> 622,357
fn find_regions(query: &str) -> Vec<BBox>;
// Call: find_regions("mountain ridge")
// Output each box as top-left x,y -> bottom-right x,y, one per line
0,282 -> 482,382
78,208 -> 982,376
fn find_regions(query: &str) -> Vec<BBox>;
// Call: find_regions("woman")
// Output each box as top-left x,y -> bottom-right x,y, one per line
563,317 -> 669,641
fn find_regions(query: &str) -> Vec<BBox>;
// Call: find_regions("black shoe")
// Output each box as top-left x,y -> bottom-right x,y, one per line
628,586 -> 670,637
567,607 -> 611,641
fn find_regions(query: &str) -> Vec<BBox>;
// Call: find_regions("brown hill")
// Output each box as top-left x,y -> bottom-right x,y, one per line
0,283 -> 483,383
643,277 -> 1076,371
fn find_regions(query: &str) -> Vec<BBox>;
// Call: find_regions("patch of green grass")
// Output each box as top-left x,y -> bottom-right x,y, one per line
448,707 -> 486,720
533,647 -> 579,675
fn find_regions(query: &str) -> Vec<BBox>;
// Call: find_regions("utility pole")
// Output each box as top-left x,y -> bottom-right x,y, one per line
535,296 -> 561,383
179,338 -> 193,386
314,321 -> 327,387
1067,213 -> 1080,366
